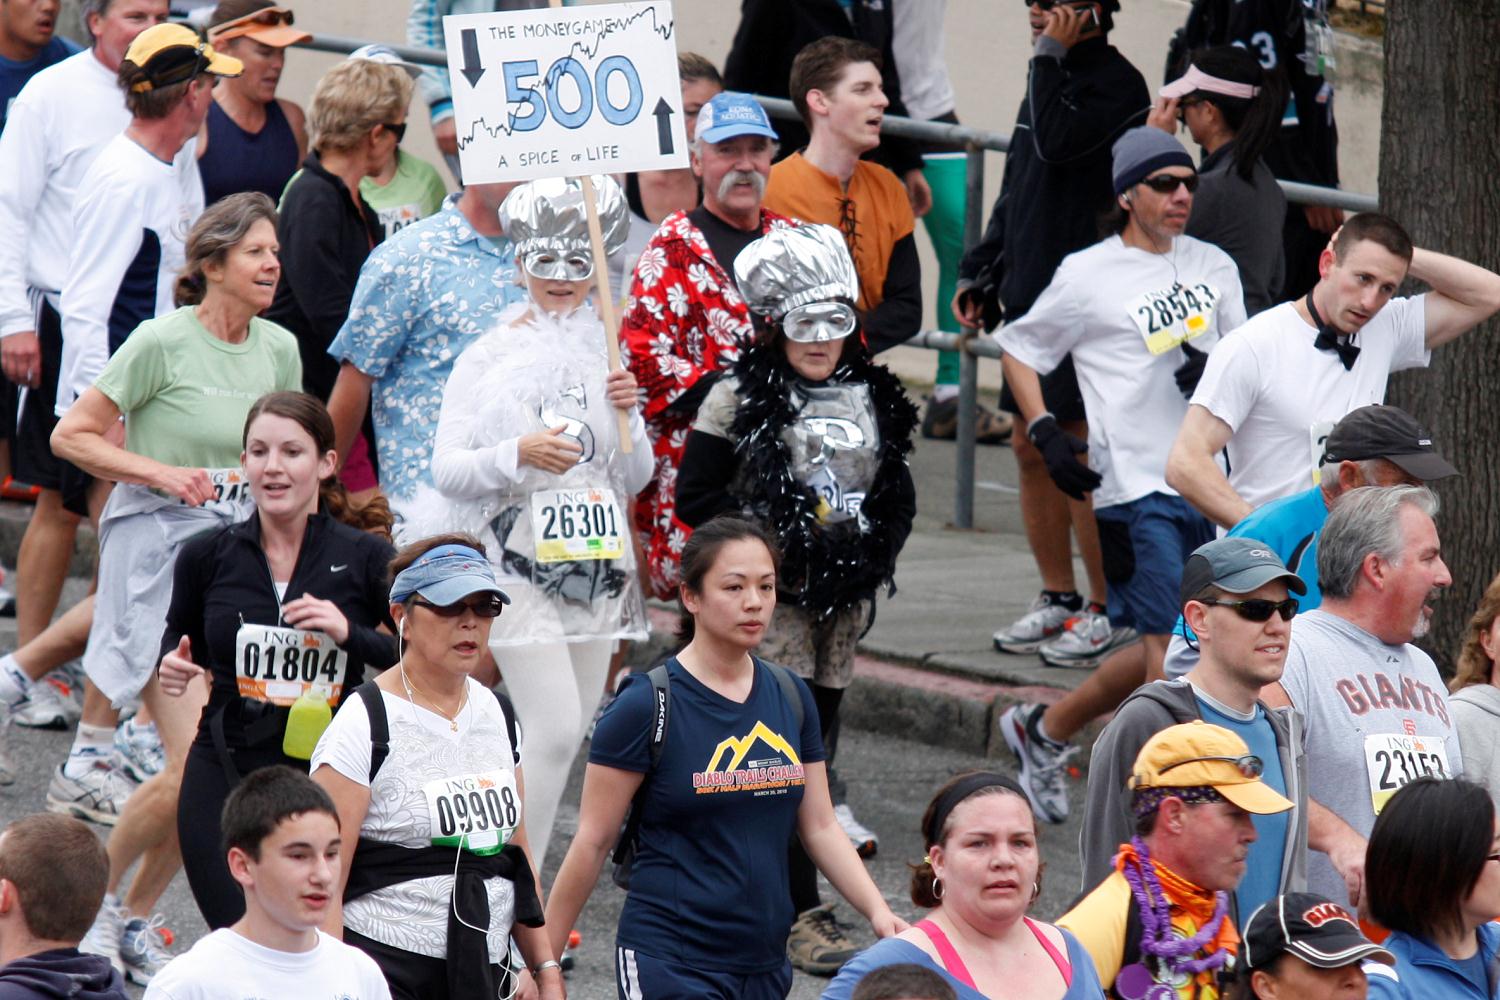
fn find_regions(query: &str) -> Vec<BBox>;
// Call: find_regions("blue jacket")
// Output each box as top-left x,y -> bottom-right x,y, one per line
1367,923 -> 1500,1000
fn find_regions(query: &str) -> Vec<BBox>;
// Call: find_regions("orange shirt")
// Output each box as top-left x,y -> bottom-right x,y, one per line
763,153 -> 914,314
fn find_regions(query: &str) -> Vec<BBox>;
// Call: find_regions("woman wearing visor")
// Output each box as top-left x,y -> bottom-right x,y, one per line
675,222 -> 918,962
430,175 -> 652,876
311,534 -> 562,1000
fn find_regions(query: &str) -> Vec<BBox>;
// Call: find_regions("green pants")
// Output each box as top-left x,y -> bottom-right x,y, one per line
923,153 -> 967,387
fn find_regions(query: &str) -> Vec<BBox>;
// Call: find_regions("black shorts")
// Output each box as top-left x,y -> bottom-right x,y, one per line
13,298 -> 93,517
1000,352 -> 1086,423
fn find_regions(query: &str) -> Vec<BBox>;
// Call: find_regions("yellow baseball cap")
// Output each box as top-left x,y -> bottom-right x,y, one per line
124,23 -> 243,93
1129,721 -> 1294,816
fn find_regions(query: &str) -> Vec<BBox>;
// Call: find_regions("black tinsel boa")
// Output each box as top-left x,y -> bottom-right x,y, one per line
726,341 -> 918,622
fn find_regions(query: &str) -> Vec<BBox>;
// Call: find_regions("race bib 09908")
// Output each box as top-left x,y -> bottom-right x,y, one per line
234,624 -> 347,706
1127,282 -> 1221,355
530,487 -> 625,563
422,770 -> 521,855
1364,733 -> 1451,814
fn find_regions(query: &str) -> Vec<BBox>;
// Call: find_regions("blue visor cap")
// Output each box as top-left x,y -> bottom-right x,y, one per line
696,91 -> 779,144
389,544 -> 511,606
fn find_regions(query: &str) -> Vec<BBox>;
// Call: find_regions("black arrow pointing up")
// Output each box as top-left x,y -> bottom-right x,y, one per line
460,28 -> 484,88
653,97 -> 675,156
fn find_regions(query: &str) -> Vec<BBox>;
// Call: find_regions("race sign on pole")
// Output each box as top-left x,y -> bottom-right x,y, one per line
443,1 -> 690,185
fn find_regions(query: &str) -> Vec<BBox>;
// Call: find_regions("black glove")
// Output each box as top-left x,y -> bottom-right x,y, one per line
1174,342 -> 1208,399
1028,414 -> 1101,501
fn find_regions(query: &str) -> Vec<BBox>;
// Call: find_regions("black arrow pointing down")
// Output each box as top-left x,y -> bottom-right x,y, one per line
461,28 -> 484,88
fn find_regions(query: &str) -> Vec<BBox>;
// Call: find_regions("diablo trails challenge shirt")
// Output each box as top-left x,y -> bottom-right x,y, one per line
590,657 -> 825,973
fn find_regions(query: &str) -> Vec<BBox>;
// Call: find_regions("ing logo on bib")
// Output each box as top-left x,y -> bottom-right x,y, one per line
692,721 -> 806,796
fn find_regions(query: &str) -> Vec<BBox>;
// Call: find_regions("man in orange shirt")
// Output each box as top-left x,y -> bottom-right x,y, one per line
763,37 -> 921,354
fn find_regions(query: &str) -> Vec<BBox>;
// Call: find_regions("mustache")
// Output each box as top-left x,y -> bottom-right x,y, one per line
716,170 -> 766,201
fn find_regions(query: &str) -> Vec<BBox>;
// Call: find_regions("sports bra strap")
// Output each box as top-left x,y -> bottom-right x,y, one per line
914,919 -> 978,990
1024,916 -> 1073,987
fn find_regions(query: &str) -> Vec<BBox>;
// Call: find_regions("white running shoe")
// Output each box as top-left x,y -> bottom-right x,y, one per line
120,913 -> 172,985
13,674 -> 83,729
114,719 -> 166,782
1038,609 -> 1138,668
46,760 -> 136,826
80,893 -> 125,974
998,702 -> 1077,824
992,594 -> 1078,654
833,802 -> 878,859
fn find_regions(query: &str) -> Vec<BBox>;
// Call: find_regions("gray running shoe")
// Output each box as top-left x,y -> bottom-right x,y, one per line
998,702 -> 1077,824
120,913 -> 171,985
992,594 -> 1076,654
1038,609 -> 1138,668
46,761 -> 135,826
79,893 -> 125,974
13,674 -> 82,729
114,719 -> 165,782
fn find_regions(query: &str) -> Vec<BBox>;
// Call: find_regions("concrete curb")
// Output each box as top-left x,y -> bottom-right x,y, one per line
0,500 -> 97,577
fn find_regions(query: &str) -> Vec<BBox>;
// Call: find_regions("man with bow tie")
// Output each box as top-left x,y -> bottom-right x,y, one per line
1167,212 -> 1500,530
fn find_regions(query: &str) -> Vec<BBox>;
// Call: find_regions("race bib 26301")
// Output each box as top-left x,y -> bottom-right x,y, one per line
422,770 -> 521,855
1127,282 -> 1221,355
530,487 -> 625,563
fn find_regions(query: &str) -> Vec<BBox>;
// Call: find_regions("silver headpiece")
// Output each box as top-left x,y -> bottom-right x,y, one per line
499,175 -> 629,260
734,224 -> 860,320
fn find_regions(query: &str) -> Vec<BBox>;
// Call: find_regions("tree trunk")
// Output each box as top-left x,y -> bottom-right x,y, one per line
1381,0 -> 1500,671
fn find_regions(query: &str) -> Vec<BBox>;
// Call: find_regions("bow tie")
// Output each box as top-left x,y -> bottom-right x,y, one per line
1307,293 -> 1360,371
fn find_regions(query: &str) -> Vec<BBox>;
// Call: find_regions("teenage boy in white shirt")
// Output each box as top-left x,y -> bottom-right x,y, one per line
995,126 -> 1245,824
144,766 -> 390,1000
1168,212 -> 1500,529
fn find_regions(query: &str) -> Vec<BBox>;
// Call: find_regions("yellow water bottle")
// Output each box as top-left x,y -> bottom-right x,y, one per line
283,687 -> 332,760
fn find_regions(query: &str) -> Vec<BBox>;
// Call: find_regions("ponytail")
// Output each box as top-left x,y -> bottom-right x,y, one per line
319,477 -> 395,541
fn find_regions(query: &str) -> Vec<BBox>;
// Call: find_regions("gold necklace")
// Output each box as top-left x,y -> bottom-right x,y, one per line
399,661 -> 468,732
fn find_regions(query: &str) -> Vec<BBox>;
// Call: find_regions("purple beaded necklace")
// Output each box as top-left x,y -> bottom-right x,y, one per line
1114,835 -> 1231,1000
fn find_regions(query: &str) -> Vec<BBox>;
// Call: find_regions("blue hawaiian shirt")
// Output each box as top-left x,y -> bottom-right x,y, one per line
329,194 -> 523,502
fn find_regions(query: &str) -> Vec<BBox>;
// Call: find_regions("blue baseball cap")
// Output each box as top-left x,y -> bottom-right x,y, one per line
389,544 -> 511,606
696,92 -> 779,145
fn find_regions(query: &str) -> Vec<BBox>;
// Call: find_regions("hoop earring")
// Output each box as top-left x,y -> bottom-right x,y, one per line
1031,880 -> 1040,902
932,876 -> 944,901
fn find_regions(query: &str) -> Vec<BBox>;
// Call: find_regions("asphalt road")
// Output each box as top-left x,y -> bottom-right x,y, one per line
0,700 -> 1088,1000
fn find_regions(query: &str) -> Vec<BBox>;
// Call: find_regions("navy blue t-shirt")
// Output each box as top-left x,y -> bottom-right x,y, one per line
590,656 -> 826,974
0,37 -> 79,134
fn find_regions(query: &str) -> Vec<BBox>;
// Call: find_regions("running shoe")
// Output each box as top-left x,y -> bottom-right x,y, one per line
13,674 -> 82,729
833,803 -> 878,859
992,593 -> 1078,654
45,761 -> 135,826
1038,609 -> 1138,668
80,893 -> 125,974
114,718 -> 165,782
998,702 -> 1077,825
120,913 -> 173,985
786,904 -> 859,976
0,700 -> 15,785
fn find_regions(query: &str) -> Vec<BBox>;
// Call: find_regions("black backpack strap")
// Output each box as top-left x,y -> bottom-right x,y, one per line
612,664 -> 671,867
761,659 -> 806,738
354,681 -> 389,784
491,687 -> 521,766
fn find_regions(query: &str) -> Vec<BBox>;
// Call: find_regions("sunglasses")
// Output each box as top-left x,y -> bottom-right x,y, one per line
782,301 -> 858,343
1138,173 -> 1200,195
413,596 -> 505,619
1199,597 -> 1299,622
380,121 -> 407,144
1158,753 -> 1264,779
209,5 -> 295,42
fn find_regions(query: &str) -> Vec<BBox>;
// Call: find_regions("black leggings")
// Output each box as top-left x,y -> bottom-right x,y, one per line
789,684 -> 844,914
344,928 -> 507,1000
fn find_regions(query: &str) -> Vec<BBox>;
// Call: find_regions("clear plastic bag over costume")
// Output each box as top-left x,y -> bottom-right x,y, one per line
435,302 -> 648,646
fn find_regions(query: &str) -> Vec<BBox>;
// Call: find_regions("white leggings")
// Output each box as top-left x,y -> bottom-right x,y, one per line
495,638 -> 614,873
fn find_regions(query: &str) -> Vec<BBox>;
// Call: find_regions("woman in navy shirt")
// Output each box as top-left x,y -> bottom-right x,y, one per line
544,515 -> 903,999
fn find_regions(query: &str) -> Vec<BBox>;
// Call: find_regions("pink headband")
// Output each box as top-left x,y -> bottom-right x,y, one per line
1159,65 -> 1261,102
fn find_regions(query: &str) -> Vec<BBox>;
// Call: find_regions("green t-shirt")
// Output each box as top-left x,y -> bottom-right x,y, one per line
94,305 -> 303,470
359,149 -> 449,240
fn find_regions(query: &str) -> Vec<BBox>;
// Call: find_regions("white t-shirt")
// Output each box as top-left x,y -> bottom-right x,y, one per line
1190,295 -> 1429,511
1279,609 -> 1462,905
996,234 -> 1246,509
310,679 -> 521,963
58,131 -> 205,414
143,928 -> 390,1000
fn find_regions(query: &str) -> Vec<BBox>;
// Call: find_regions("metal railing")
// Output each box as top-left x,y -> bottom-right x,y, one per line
297,33 -> 1380,529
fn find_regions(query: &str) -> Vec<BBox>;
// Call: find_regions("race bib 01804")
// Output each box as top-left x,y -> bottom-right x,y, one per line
1127,282 -> 1221,355
1364,733 -> 1451,814
234,624 -> 347,707
530,487 -> 625,563
422,770 -> 521,855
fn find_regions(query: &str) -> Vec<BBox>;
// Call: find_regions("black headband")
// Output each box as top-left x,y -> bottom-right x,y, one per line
926,771 -> 1029,847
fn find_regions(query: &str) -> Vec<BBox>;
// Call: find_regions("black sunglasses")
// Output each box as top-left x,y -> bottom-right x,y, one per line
1158,753 -> 1264,779
381,121 -> 407,144
1199,597 -> 1299,623
413,596 -> 504,619
1139,173 -> 1199,194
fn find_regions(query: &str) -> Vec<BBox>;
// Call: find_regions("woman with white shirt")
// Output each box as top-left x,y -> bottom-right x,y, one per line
430,174 -> 651,874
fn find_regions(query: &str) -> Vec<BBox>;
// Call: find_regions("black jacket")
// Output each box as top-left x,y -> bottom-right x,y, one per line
266,154 -> 383,400
0,949 -> 126,1000
958,37 -> 1149,328
723,0 -> 924,177
164,511 -> 397,756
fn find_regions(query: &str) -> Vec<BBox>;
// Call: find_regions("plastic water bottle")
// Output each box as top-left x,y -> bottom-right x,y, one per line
283,687 -> 332,760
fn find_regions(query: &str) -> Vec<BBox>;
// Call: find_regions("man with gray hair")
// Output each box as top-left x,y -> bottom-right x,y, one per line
1263,484 -> 1459,910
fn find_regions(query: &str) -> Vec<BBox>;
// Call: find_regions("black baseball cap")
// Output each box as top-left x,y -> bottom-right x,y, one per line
1179,537 -> 1306,608
1322,404 -> 1458,482
1241,893 -> 1394,971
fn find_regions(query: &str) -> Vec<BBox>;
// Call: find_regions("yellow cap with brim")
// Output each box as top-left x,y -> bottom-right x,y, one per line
124,23 -> 243,93
1130,720 -> 1294,816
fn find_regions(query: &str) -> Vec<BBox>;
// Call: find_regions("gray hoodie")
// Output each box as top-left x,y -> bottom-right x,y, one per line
1077,679 -> 1309,914
1451,684 -> 1500,812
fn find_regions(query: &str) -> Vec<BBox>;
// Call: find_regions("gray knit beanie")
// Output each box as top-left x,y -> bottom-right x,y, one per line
1111,126 -> 1195,196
